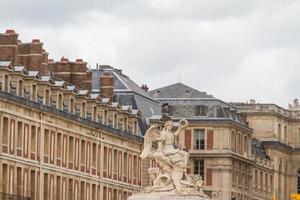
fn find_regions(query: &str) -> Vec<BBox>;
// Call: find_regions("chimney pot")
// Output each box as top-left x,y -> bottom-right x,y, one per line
32,39 -> 40,43
5,29 -> 15,34
60,57 -> 69,63
75,58 -> 83,63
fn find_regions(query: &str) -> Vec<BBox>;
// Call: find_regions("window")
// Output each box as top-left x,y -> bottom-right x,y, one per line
195,105 -> 208,116
104,110 -> 108,125
194,129 -> 205,150
31,125 -> 36,152
45,90 -> 50,105
68,179 -> 73,200
56,176 -> 61,200
80,182 -> 85,200
93,106 -> 97,121
278,124 -> 282,140
17,121 -> 23,149
32,84 -> 37,101
113,189 -> 117,200
57,133 -> 62,158
231,131 -> 236,152
44,129 -> 50,156
2,164 -> 8,193
70,98 -> 75,113
17,167 -> 22,195
103,187 -> 107,200
18,80 -> 23,96
113,150 -> 118,172
124,117 -> 128,131
92,143 -> 97,167
43,173 -> 49,200
113,114 -> 118,128
284,126 -> 287,142
30,170 -> 36,198
134,121 -> 138,135
4,74 -> 9,92
80,140 -> 86,164
81,102 -> 86,118
2,117 -> 9,145
297,169 -> 300,193
194,160 -> 205,180
103,147 -> 108,170
123,153 -> 128,176
69,137 -> 74,162
133,156 -> 138,178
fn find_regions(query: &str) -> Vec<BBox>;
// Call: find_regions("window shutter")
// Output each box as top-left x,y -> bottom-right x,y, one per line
207,130 -> 214,150
184,130 -> 191,150
206,168 -> 212,186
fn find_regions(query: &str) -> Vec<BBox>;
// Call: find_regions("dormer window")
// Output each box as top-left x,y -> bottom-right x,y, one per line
32,84 -> 37,101
195,105 -> 208,116
45,90 -> 50,105
81,102 -> 86,118
70,98 -> 75,114
18,80 -> 23,97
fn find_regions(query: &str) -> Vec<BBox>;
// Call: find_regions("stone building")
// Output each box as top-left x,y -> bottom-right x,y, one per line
233,100 -> 300,200
149,83 -> 274,200
0,30 -> 144,200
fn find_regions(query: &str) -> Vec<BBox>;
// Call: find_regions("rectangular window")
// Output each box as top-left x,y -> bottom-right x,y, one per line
103,147 -> 108,170
80,140 -> 86,164
17,167 -> 22,195
44,129 -> 50,156
92,184 -> 96,200
92,143 -> 97,167
56,176 -> 61,200
194,129 -> 205,150
195,105 -> 208,116
30,170 -> 36,198
69,136 -> 74,162
68,179 -> 73,200
57,133 -> 62,158
133,156 -> 138,178
113,150 -> 118,172
278,124 -> 282,140
17,121 -> 23,149
43,173 -> 49,200
2,117 -> 9,145
80,182 -> 85,200
2,164 -> 8,193
113,189 -> 117,200
103,187 -> 107,200
31,125 -> 36,152
123,153 -> 128,176
194,160 -> 205,180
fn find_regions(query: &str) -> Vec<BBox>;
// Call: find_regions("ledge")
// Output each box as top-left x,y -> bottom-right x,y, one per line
0,91 -> 143,143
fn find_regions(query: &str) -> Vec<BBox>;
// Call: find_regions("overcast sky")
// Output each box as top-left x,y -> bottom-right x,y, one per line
1,0 -> 300,107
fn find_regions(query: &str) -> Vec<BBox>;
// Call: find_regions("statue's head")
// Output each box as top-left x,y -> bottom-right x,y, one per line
164,120 -> 173,131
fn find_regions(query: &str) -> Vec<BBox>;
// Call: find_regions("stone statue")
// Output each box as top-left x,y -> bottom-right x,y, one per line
139,119 -> 209,198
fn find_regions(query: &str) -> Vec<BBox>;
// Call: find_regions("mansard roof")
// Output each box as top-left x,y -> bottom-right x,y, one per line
149,82 -> 214,99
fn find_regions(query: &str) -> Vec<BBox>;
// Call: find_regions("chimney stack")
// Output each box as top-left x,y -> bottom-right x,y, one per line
100,72 -> 114,100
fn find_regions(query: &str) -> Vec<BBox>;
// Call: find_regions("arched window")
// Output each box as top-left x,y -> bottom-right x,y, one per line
297,169 -> 300,193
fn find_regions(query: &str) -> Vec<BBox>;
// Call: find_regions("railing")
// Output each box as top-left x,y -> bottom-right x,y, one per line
0,193 -> 31,200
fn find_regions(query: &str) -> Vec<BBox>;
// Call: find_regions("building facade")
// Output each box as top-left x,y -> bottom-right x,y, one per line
234,100 -> 300,200
149,83 -> 274,200
0,30 -> 144,200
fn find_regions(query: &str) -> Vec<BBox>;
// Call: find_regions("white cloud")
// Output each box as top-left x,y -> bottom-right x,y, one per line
1,0 -> 300,107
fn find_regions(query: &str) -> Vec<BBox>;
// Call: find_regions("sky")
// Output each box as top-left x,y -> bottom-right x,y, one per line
1,0 -> 300,107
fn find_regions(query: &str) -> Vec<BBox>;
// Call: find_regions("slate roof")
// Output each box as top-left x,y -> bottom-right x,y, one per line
91,65 -> 161,135
149,82 -> 247,127
149,83 -> 214,99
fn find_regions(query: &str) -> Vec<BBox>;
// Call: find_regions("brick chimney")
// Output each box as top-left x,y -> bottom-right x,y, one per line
100,72 -> 114,100
141,84 -> 149,92
0,29 -> 19,64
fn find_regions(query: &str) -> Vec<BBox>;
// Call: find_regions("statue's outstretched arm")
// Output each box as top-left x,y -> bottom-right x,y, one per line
174,119 -> 188,136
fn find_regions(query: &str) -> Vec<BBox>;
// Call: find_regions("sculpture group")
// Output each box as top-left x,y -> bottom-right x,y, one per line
139,119 -> 208,197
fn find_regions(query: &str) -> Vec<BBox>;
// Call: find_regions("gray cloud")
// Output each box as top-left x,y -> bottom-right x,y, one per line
1,0 -> 300,107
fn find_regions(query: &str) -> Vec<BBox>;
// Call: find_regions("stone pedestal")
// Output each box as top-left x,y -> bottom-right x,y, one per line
128,193 -> 210,200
